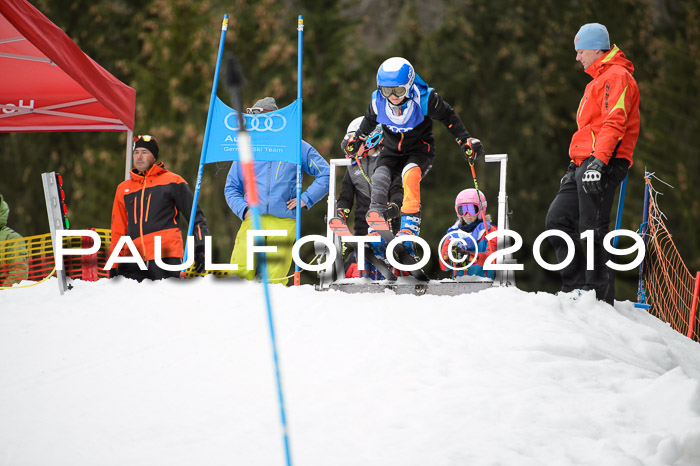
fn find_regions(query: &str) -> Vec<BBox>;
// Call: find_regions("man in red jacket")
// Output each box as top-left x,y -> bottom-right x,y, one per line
545,23 -> 640,304
108,135 -> 209,281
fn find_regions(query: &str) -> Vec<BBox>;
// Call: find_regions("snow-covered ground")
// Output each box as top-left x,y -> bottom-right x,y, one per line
2,276 -> 700,466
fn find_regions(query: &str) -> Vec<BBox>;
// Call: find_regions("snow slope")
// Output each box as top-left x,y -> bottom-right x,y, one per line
2,277 -> 700,466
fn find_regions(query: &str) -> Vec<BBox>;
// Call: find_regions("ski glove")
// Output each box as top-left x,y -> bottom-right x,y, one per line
194,245 -> 206,273
582,156 -> 606,195
461,138 -> 484,164
440,238 -> 475,270
342,133 -> 367,157
560,162 -> 577,186
336,207 -> 350,223
386,202 -> 400,220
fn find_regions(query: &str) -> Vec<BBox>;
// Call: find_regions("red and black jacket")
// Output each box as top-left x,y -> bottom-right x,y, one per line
109,163 -> 208,262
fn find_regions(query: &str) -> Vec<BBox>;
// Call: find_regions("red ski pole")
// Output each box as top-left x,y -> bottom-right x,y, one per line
467,156 -> 492,234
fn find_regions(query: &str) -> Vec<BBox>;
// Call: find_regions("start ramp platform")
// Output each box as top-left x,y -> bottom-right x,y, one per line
316,153 -> 517,295
326,275 -> 494,296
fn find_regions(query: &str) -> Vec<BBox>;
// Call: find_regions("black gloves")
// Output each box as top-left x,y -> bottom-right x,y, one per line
336,207 -> 350,222
560,162 -> 577,185
194,245 -> 206,273
342,133 -> 367,157
582,156 -> 606,194
386,202 -> 400,220
461,138 -> 484,164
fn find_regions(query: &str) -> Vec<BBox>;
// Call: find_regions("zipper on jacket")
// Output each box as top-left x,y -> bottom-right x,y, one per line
138,177 -> 147,257
145,193 -> 152,222
398,132 -> 404,152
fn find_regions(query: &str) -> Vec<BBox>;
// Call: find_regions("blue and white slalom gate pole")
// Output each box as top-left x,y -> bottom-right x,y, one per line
613,173 -> 628,249
293,15 -> 304,286
226,54 -> 293,466
635,175 -> 652,310
183,15 -> 229,267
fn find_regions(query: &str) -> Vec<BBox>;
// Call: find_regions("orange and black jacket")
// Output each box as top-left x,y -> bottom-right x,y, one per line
108,162 -> 209,262
569,45 -> 640,168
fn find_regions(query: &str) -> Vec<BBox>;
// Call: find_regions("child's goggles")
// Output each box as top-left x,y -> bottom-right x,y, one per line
456,203 -> 480,216
379,85 -> 409,98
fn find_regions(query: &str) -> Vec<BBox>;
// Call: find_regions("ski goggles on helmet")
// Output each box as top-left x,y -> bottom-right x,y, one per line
133,134 -> 158,146
246,107 -> 268,114
456,203 -> 480,216
379,85 -> 409,98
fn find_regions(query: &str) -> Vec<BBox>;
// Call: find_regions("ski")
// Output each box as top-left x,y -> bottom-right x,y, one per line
363,245 -> 397,281
328,216 -> 352,237
328,216 -> 397,281
365,211 -> 429,282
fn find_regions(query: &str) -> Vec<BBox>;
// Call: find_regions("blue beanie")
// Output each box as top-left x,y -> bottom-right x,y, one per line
574,23 -> 610,50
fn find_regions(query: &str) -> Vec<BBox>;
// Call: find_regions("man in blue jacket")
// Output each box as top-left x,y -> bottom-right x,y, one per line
224,97 -> 330,284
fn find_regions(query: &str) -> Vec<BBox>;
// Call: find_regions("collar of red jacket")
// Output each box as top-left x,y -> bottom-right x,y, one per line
585,45 -> 635,79
130,161 -> 166,180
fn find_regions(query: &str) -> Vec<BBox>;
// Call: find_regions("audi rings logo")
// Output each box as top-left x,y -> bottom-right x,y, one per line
224,113 -> 287,132
385,124 -> 415,133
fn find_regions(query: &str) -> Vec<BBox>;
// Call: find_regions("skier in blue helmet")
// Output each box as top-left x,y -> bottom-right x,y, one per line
343,57 -> 484,258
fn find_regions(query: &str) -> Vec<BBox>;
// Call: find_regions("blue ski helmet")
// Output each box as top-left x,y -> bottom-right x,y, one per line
377,57 -> 415,98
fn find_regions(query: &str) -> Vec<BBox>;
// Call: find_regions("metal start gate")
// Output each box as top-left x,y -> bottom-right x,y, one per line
316,153 -> 516,296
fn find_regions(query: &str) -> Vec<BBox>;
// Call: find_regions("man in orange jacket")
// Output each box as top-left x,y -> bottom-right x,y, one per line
545,23 -> 640,305
108,135 -> 209,281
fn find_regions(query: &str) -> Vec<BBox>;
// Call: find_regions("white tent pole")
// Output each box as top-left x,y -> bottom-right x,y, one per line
125,129 -> 133,180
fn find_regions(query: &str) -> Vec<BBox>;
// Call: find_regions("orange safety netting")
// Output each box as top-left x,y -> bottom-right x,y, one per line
639,175 -> 700,342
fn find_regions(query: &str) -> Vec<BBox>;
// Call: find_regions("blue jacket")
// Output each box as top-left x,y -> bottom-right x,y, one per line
441,217 -> 497,279
224,140 -> 330,220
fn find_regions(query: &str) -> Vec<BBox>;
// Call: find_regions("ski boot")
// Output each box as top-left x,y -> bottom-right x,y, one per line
397,213 -> 421,258
367,226 -> 386,259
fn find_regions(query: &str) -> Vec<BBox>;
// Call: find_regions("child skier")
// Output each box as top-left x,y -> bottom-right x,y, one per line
337,117 -> 402,278
337,117 -> 402,236
343,56 -> 484,257
439,188 -> 497,279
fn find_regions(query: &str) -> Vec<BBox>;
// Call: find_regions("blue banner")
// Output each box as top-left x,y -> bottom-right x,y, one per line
202,97 -> 301,165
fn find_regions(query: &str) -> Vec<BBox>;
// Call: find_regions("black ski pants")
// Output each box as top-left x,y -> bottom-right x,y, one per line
115,257 -> 182,282
368,149 -> 434,215
545,157 -> 629,304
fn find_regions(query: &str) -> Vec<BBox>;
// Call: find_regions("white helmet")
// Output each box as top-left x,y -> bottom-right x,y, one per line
346,116 -> 364,134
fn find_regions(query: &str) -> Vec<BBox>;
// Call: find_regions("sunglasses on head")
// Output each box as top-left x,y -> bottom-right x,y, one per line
457,203 -> 480,217
246,107 -> 269,114
379,85 -> 408,98
133,134 -> 158,147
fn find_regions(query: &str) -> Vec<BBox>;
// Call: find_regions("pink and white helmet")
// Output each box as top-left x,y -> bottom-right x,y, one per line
454,188 -> 487,217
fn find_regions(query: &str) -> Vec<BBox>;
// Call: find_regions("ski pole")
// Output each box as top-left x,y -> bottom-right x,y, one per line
467,157 -> 492,234
226,55 -> 293,466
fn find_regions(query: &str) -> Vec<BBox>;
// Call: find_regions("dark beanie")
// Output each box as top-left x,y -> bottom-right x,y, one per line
133,137 -> 159,159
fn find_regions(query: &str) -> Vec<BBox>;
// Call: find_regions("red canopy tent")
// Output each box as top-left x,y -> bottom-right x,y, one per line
0,0 -> 136,176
